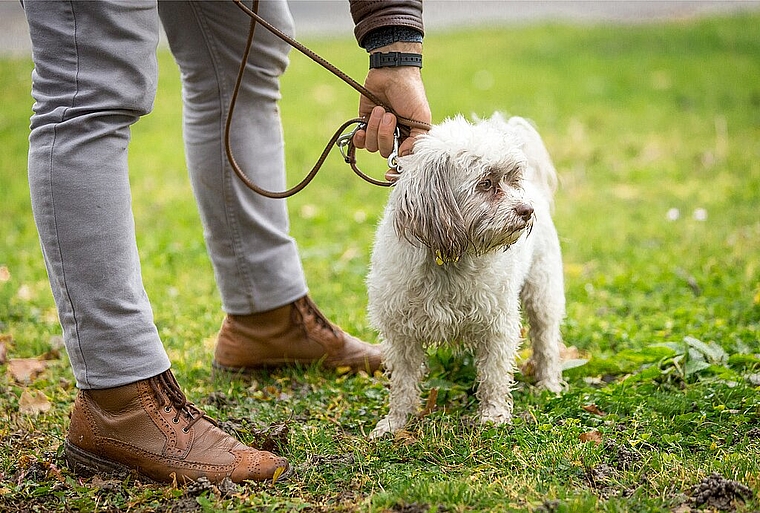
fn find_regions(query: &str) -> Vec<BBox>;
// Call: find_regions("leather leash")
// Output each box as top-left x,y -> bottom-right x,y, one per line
225,0 -> 431,198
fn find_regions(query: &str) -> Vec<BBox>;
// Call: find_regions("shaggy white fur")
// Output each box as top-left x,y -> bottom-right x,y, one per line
368,114 -> 566,438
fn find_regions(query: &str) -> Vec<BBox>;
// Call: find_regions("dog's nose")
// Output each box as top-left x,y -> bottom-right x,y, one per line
514,203 -> 534,221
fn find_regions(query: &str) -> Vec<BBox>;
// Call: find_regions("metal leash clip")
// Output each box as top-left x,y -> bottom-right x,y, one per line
337,121 -> 366,163
387,127 -> 401,172
334,119 -> 397,188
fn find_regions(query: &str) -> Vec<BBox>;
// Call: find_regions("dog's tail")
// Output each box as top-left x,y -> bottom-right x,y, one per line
504,116 -> 559,203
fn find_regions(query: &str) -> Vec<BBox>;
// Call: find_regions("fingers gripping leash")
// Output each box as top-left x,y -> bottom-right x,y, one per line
225,0 -> 424,198
338,124 -> 402,181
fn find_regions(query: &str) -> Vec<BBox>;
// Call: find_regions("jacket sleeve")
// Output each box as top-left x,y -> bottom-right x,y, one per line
349,0 -> 424,48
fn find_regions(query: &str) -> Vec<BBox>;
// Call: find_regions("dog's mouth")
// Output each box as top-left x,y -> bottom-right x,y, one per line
500,221 -> 532,249
503,228 -> 526,246
497,212 -> 536,249
469,215 -> 533,256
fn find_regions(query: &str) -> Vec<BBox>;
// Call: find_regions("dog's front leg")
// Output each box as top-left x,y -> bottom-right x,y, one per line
371,341 -> 426,438
473,324 -> 518,425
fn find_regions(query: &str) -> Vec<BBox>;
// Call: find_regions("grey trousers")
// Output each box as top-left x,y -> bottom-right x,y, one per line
24,0 -> 308,389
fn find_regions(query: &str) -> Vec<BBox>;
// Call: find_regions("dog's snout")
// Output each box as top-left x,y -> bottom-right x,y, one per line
514,203 -> 534,221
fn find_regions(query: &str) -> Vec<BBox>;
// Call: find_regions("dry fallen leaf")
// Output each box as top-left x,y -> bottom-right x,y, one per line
18,389 -> 52,415
579,430 -> 603,444
582,404 -> 607,416
418,387 -> 439,418
8,358 -> 48,383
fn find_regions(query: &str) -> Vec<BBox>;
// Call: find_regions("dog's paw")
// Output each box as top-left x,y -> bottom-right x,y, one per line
536,377 -> 565,394
370,416 -> 404,439
370,418 -> 394,439
478,408 -> 512,426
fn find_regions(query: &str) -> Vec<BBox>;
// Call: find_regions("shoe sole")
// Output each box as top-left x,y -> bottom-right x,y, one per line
64,439 -> 140,479
65,439 -> 293,484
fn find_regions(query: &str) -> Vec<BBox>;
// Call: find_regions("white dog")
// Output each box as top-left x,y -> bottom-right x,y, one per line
368,114 -> 566,438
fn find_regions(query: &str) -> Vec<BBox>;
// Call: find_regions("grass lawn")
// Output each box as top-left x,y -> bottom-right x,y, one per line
1,11 -> 759,513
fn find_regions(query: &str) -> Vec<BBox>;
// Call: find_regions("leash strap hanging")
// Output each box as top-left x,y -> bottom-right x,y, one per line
225,0 -> 431,198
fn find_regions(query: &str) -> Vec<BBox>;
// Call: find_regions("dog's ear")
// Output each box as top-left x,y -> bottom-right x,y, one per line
393,155 -> 470,262
505,116 -> 558,198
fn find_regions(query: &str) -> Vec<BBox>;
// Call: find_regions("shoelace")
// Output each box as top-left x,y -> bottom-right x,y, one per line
150,371 -> 206,432
294,297 -> 339,337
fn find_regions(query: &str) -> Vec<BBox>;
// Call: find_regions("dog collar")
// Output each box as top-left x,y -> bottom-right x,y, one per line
435,250 -> 459,266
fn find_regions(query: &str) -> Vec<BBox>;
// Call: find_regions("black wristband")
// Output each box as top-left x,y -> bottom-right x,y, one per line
361,27 -> 423,52
369,52 -> 423,69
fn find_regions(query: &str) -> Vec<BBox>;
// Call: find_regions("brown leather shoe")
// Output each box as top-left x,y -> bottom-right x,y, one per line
213,295 -> 382,374
64,370 -> 289,484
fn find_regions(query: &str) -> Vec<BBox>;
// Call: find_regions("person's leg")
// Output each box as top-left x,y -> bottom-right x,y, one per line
23,0 -> 288,483
25,0 -> 169,389
158,0 -> 382,373
158,0 -> 306,314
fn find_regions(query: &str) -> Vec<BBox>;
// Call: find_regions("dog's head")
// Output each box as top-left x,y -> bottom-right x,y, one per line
391,114 -> 555,263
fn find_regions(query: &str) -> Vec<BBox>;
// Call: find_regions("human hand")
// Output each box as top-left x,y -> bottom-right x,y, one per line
352,42 -> 431,179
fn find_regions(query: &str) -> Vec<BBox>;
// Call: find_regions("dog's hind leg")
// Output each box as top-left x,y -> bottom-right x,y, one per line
371,339 -> 426,438
520,241 -> 565,393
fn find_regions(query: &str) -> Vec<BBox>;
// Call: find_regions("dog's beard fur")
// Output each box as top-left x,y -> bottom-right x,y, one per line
368,114 -> 566,438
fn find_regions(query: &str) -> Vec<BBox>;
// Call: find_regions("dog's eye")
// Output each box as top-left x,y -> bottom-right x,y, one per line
477,179 -> 493,191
